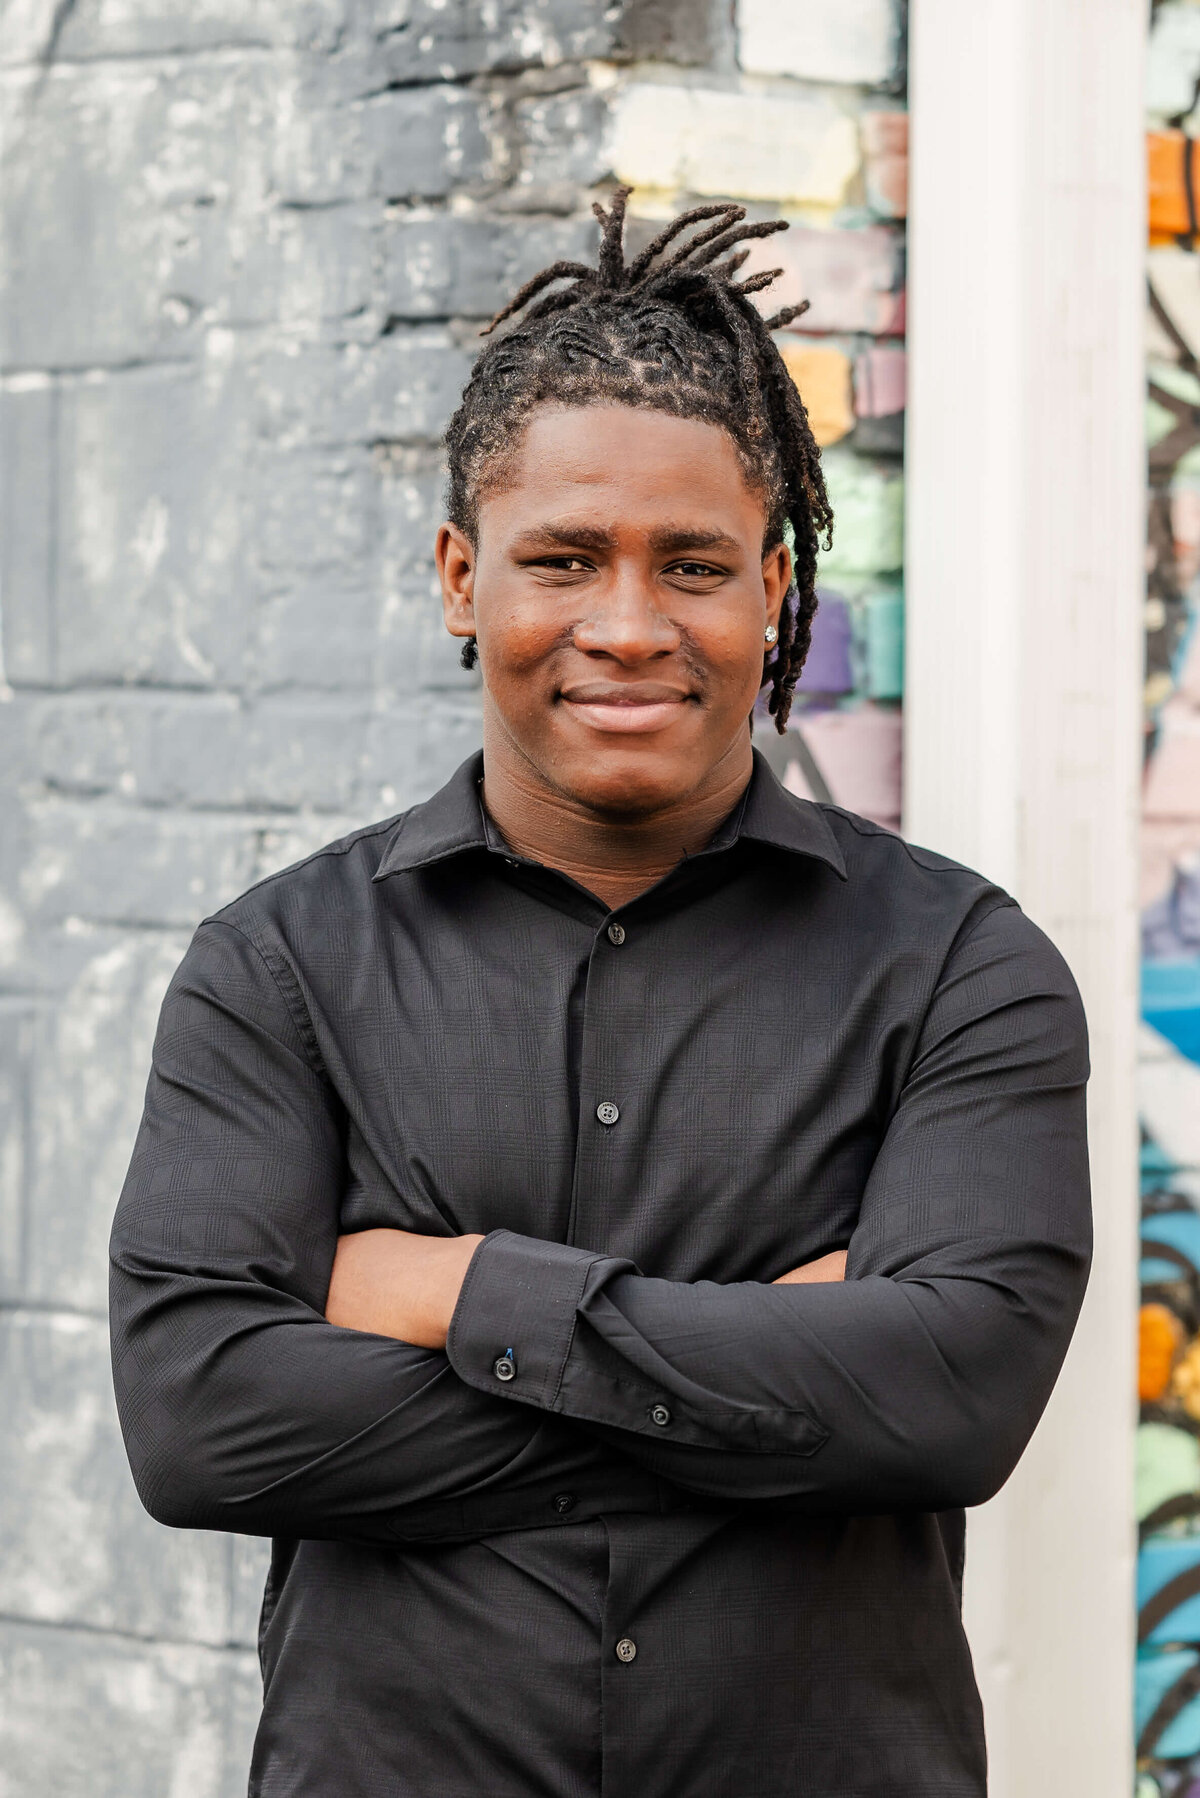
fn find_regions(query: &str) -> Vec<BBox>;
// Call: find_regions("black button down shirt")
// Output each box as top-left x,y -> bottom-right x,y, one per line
110,751 -> 1091,1798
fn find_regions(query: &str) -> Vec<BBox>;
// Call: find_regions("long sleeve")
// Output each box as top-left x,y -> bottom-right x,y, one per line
446,901 -> 1092,1512
109,919 -> 648,1544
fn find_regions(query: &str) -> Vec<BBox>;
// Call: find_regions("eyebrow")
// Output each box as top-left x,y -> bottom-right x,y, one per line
647,526 -> 741,556
513,524 -> 618,552
511,524 -> 742,556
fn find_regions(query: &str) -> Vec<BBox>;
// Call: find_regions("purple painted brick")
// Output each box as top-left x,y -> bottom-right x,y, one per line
797,593 -> 854,694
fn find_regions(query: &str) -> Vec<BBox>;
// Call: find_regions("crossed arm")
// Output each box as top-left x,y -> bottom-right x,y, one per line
324,1230 -> 848,1348
110,903 -> 1091,1545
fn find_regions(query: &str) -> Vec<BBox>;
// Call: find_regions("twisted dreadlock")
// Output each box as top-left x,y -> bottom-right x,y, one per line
444,187 -> 832,731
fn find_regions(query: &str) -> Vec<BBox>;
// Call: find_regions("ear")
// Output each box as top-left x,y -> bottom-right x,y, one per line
761,541 -> 792,631
437,523 -> 477,640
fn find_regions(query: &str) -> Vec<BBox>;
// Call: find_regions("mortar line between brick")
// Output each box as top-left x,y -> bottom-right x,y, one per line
16,1009 -> 32,1297
221,1533 -> 244,1757
0,1300 -> 107,1321
0,1610 -> 255,1655
47,380 -> 59,687
5,682 -> 480,708
1,353 -> 197,383
4,42 -> 278,74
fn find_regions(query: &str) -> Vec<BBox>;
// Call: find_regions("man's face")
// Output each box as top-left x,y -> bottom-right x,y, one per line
437,403 -> 791,818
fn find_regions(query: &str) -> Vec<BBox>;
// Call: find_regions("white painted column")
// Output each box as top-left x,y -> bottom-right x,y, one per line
905,3 -> 1146,1793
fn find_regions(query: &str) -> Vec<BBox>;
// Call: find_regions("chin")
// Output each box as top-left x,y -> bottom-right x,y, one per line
551,751 -> 703,818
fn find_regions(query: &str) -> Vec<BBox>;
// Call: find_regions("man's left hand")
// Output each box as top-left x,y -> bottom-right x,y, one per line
326,1229 -> 484,1348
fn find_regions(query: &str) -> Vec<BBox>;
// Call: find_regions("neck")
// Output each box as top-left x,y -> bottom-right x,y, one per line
480,729 -> 755,913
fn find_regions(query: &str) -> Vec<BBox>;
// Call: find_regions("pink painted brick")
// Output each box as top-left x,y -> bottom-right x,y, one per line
862,111 -> 908,219
787,703 -> 902,830
747,226 -> 904,337
1144,697 -> 1200,819
854,346 -> 907,417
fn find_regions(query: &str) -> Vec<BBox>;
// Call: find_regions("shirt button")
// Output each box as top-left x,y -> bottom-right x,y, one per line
493,1355 -> 516,1382
552,1492 -> 577,1515
650,1404 -> 671,1428
596,1101 -> 620,1126
607,922 -> 626,945
615,1638 -> 638,1663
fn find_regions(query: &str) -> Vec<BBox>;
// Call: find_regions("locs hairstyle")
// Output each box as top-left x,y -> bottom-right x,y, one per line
444,186 -> 833,732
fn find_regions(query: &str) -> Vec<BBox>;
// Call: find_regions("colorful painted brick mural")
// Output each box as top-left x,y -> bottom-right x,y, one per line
612,59 -> 908,832
744,201 -> 906,827
1137,6 -> 1200,1791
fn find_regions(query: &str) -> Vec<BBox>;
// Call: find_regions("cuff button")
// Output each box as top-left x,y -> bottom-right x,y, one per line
650,1403 -> 671,1427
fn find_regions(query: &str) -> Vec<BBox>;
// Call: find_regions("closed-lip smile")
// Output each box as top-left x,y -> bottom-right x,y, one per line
558,682 -> 696,734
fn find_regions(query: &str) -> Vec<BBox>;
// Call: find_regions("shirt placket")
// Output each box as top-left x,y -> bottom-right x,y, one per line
566,914 -> 654,1796
565,911 -> 643,1253
598,1513 -> 739,1797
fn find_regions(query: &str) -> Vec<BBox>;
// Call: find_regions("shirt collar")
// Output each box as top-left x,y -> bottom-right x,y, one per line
735,748 -> 848,877
373,748 -> 847,881
373,753 -> 489,877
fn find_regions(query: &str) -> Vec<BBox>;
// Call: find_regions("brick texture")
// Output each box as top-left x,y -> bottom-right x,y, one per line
0,0 -> 905,1787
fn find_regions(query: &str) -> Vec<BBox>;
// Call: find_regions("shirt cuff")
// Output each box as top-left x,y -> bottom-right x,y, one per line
446,1229 -> 614,1411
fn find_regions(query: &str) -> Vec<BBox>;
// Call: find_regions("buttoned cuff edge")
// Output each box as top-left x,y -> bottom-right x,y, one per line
447,1230 -> 601,1412
556,1358 -> 830,1457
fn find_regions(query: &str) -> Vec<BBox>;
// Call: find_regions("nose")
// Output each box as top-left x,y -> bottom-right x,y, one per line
571,568 -> 680,664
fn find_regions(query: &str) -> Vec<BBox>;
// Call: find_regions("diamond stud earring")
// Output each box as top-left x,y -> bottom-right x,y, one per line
764,625 -> 779,645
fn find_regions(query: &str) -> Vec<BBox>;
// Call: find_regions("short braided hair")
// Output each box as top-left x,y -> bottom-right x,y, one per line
445,186 -> 832,731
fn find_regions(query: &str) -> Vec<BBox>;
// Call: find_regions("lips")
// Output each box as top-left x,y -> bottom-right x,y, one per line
558,684 -> 695,734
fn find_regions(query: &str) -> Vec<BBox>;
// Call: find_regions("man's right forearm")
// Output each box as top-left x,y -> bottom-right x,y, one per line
109,915 -> 838,1548
111,1227 -> 842,1544
110,916 -> 666,1545
110,1240 -> 659,1542
322,1228 -> 847,1352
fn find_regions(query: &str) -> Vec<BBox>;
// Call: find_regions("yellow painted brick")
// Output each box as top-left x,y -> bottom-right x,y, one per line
610,83 -> 859,206
779,342 -> 854,446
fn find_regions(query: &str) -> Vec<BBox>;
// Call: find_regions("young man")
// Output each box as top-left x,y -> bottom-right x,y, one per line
110,191 -> 1091,1797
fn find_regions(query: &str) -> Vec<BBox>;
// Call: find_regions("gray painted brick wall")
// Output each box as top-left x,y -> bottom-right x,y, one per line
0,3 -> 735,1790
2,0 -> 908,1786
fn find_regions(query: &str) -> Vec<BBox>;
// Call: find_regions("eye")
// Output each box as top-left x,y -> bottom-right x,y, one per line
667,560 -> 724,580
529,555 -> 594,573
